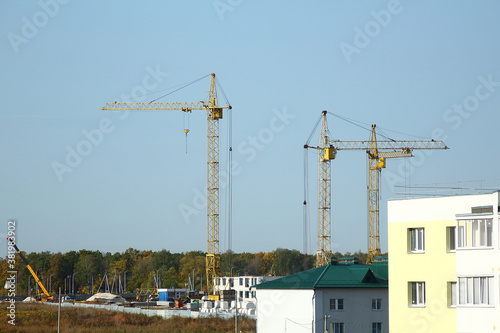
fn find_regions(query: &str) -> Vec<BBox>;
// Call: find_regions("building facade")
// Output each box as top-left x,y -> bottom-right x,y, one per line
388,191 -> 500,333
254,260 -> 388,333
215,276 -> 279,302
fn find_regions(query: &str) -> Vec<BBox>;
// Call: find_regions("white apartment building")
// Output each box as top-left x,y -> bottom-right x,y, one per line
388,190 -> 500,333
215,276 -> 279,302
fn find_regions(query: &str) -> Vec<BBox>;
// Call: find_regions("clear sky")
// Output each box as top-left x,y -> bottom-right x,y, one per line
1,1 -> 499,257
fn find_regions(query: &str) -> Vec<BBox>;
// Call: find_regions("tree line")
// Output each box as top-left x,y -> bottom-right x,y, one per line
0,248 -> 369,296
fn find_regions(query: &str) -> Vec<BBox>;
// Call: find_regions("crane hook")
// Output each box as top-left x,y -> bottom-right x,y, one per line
184,129 -> 189,154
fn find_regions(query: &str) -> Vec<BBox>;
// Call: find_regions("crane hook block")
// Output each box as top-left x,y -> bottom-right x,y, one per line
184,129 -> 190,134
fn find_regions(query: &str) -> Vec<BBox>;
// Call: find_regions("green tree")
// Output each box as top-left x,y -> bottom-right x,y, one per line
160,266 -> 180,289
231,252 -> 253,276
74,252 -> 100,293
352,250 -> 368,263
46,253 -> 65,294
153,249 -> 175,270
246,252 -> 264,276
179,251 -> 205,289
130,252 -> 154,290
273,248 -> 304,276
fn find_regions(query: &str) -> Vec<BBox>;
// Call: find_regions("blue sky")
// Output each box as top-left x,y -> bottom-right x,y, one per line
1,1 -> 499,256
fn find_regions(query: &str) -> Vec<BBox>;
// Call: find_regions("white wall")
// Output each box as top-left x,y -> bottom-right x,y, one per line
455,192 -> 499,333
388,192 -> 499,223
256,289 -> 314,333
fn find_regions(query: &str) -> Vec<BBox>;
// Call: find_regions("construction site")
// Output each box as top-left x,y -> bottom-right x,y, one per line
2,2 -> 500,333
2,72 -> 451,322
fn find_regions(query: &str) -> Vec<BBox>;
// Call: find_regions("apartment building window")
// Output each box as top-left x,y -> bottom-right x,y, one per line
372,298 -> 382,310
239,291 -> 243,299
239,278 -> 243,286
457,219 -> 493,248
446,226 -> 456,252
330,322 -> 344,333
409,282 -> 426,306
408,228 -> 425,252
372,322 -> 382,333
245,278 -> 249,287
458,276 -> 494,305
448,281 -> 457,307
330,298 -> 344,310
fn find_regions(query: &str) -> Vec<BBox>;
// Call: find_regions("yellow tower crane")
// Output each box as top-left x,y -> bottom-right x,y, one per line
305,111 -> 449,266
102,73 -> 231,297
330,124 -> 449,264
304,111 -> 336,267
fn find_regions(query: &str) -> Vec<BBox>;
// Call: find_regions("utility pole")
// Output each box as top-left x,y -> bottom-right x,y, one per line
235,292 -> 238,333
58,288 -> 61,333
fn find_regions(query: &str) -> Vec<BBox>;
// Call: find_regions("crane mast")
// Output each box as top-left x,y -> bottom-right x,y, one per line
367,125 -> 381,262
304,111 -> 336,267
102,73 -> 230,296
206,76 -> 222,296
317,111 -> 333,267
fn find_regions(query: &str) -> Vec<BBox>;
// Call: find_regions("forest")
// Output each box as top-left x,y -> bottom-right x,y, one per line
1,248 -> 370,296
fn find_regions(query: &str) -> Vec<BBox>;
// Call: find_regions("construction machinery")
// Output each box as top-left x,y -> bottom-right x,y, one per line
304,111 -> 335,267
7,237 -> 54,302
305,112 -> 449,266
102,73 -> 231,298
135,288 -> 158,302
330,124 -> 448,263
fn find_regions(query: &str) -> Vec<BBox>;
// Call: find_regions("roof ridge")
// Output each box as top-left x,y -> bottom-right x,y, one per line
312,264 -> 330,289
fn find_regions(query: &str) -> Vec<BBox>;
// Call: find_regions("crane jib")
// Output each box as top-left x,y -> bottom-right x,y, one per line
101,102 -> 232,111
331,140 -> 448,150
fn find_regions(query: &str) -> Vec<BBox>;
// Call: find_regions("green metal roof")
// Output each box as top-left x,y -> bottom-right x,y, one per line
370,261 -> 389,280
253,262 -> 388,290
